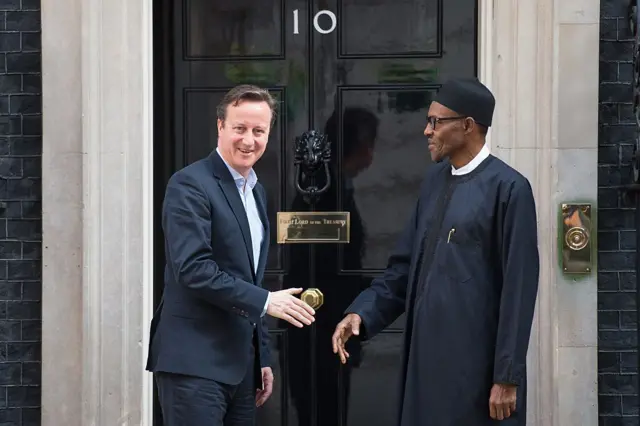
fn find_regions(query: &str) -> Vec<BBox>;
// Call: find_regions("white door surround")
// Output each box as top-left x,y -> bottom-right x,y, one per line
40,0 -> 600,424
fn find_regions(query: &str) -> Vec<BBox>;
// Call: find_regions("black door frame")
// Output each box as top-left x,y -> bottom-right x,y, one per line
152,0 -> 174,423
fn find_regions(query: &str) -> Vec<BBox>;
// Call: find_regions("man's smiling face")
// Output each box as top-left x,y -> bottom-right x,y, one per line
217,99 -> 272,177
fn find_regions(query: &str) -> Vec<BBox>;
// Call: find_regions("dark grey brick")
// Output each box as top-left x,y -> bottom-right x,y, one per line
6,341 -> 39,362
0,74 -> 19,94
6,52 -> 39,73
0,0 -> 19,10
599,252 -> 636,270
620,352 -> 638,373
600,125 -> 636,145
600,145 -> 619,165
22,241 -> 39,260
599,188 -> 620,208
20,320 -> 38,341
600,83 -> 633,103
601,18 -> 618,40
6,11 -> 40,32
22,156 -> 38,177
7,219 -> 40,240
21,201 -> 39,219
22,74 -> 39,93
601,61 -> 619,82
601,41 -> 635,60
0,408 -> 20,424
0,282 -> 20,300
600,373 -> 638,394
600,291 -> 636,311
0,115 -> 21,136
0,241 -> 20,260
621,144 -> 635,164
10,94 -> 39,114
600,311 -> 620,329
600,61 -> 619,83
600,209 -> 635,230
0,320 -> 20,340
599,330 -> 637,350
21,0 -> 39,10
0,32 -> 19,53
621,311 -> 638,329
600,166 -> 624,186
602,0 -> 627,18
9,136 -> 40,155
622,396 -> 639,415
7,260 -> 39,281
6,178 -> 40,200
600,231 -> 620,250
21,362 -> 38,385
21,115 -> 40,135
21,31 -> 38,52
6,301 -> 38,320
0,156 -> 20,178
620,231 -> 636,249
601,103 -> 619,124
620,62 -> 634,81
600,272 -> 621,290
600,395 -> 623,415
619,104 -> 634,123
7,385 -> 39,407
601,351 -> 621,373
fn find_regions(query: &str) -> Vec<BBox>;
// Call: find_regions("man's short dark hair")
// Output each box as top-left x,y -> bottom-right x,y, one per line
216,84 -> 278,126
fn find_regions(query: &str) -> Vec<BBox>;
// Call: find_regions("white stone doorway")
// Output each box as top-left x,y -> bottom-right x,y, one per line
41,0 -> 600,424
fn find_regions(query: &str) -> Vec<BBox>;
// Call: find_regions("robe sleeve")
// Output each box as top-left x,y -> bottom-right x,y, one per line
344,200 -> 419,340
493,179 -> 540,385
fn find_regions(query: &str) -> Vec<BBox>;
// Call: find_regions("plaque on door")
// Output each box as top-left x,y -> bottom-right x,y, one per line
277,130 -> 350,244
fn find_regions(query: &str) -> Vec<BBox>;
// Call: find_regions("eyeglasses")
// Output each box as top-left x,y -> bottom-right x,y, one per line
426,115 -> 467,130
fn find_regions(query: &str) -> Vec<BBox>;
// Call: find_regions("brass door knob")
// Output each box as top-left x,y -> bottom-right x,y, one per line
301,288 -> 324,310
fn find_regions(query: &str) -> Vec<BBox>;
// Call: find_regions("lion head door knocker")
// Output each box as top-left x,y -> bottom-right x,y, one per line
293,130 -> 332,205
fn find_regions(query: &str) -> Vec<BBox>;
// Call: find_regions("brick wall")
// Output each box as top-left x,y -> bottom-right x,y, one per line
599,0 -> 640,423
0,0 -> 628,425
0,0 -> 41,425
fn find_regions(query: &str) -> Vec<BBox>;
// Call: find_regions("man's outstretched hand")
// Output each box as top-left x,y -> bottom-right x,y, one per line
266,288 -> 315,328
331,313 -> 362,364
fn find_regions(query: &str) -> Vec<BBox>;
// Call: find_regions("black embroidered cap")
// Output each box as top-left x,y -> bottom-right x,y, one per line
433,78 -> 496,127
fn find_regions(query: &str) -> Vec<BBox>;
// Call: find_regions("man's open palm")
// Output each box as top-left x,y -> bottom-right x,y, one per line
332,313 -> 361,364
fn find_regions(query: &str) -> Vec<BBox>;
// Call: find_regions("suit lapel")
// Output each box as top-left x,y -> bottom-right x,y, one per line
253,186 -> 270,277
218,179 -> 256,274
210,152 -> 256,275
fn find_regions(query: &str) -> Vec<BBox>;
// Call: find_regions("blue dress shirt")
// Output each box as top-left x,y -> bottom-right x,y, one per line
216,148 -> 270,316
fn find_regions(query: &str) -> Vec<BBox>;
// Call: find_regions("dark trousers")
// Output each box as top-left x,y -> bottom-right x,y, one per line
155,354 -> 256,426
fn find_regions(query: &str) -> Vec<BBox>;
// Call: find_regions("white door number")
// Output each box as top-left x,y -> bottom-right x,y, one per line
293,9 -> 337,35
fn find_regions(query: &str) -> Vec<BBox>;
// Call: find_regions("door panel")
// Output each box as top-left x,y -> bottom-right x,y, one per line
168,1 -> 477,425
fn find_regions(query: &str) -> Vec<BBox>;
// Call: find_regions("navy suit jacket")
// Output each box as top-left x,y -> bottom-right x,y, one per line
146,150 -> 271,386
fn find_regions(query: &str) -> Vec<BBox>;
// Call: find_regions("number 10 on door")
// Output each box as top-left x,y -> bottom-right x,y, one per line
293,9 -> 337,35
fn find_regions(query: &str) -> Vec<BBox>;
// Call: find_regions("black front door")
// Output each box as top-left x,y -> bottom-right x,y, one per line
156,1 -> 477,424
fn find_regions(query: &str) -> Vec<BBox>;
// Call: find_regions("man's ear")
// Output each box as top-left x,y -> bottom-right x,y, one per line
217,118 -> 224,133
463,117 -> 476,134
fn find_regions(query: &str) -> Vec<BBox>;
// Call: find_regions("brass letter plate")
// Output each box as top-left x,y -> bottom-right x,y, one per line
560,203 -> 592,274
277,212 -> 350,244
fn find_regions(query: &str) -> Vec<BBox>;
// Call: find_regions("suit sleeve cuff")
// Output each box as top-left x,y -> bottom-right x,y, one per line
261,292 -> 270,317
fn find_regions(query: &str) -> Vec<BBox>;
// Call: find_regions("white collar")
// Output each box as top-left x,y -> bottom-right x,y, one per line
451,144 -> 490,175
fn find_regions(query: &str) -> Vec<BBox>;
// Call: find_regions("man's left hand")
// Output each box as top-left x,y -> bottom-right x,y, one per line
256,367 -> 274,407
489,383 -> 517,420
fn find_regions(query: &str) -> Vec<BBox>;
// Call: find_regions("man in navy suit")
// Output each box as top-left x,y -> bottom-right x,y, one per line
147,84 -> 316,426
